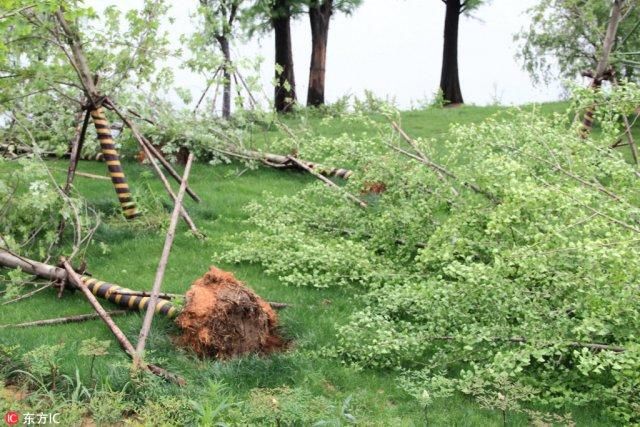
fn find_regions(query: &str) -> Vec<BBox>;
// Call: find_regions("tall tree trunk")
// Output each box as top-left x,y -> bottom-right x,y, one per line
580,0 -> 623,136
272,0 -> 297,112
307,0 -> 332,107
439,0 -> 463,106
217,35 -> 232,119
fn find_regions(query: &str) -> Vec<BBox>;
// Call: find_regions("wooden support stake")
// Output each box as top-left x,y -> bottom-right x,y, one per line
108,103 -> 201,203
286,155 -> 367,208
54,168 -> 110,181
110,104 -> 201,236
135,153 -> 194,365
62,259 -> 185,385
64,109 -> 91,194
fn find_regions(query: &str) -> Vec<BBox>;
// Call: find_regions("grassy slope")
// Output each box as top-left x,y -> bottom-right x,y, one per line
0,102 -> 619,426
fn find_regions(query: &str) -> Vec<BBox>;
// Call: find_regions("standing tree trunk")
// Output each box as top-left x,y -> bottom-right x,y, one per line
217,35 -> 232,119
272,0 -> 297,112
439,0 -> 464,106
580,0 -> 623,136
307,0 -> 332,107
54,9 -> 139,219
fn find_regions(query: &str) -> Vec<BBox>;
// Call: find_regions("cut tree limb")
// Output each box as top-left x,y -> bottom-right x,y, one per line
135,153 -> 194,364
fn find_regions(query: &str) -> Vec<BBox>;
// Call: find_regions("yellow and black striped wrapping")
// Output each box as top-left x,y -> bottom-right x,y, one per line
322,167 -> 352,179
306,163 -> 353,179
580,107 -> 595,137
90,107 -> 139,219
79,276 -> 179,318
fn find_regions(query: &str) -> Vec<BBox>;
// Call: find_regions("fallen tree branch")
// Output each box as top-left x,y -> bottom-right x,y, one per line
1,283 -> 53,306
0,143 -> 105,161
0,310 -> 129,329
388,123 -> 499,203
286,155 -> 367,208
111,289 -> 289,309
123,107 -> 354,179
391,121 -> 450,183
112,290 -> 176,300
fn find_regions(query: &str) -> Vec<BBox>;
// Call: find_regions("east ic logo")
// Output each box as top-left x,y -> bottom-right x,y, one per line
4,412 -> 19,426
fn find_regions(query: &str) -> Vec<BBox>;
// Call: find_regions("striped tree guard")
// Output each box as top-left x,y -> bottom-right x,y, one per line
313,165 -> 352,179
80,275 -> 179,318
90,107 -> 139,219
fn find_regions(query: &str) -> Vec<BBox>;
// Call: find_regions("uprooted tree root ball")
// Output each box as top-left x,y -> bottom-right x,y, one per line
175,267 -> 286,359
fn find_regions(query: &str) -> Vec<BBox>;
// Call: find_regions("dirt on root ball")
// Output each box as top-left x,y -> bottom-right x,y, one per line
175,267 -> 286,359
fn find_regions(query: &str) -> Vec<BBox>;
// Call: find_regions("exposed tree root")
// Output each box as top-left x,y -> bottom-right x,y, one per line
175,267 -> 286,359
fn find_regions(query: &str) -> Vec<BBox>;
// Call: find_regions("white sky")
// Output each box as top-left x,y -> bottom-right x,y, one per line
97,0 -> 564,108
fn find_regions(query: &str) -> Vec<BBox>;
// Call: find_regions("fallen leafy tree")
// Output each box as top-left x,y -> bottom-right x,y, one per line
219,86 -> 640,422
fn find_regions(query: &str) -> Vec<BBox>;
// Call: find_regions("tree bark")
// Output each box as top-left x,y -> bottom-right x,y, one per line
307,0 -> 332,107
0,249 -> 180,318
54,9 -> 139,219
580,0 -> 623,136
217,36 -> 232,119
272,0 -> 297,112
439,0 -> 464,106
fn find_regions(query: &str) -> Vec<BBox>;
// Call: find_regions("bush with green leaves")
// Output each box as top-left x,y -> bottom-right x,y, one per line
220,84 -> 640,422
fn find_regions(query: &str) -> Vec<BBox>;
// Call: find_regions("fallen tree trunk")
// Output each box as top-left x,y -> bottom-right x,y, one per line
0,250 -> 178,318
0,250 -> 289,315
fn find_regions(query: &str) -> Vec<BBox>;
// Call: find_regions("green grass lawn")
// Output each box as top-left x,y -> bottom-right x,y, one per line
0,103 -> 623,426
